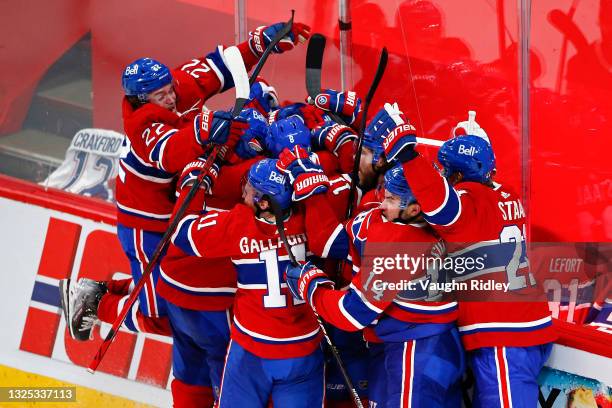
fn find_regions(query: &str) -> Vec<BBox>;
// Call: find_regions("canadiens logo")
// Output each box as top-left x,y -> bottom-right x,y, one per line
316,95 -> 328,106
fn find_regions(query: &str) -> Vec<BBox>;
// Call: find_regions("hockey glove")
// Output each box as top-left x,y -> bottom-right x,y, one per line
232,108 -> 267,159
176,156 -> 221,197
309,89 -> 362,125
367,102 -> 407,139
245,78 -> 279,114
311,123 -> 357,155
383,123 -> 418,164
285,261 -> 334,306
196,109 -> 249,146
276,146 -> 330,201
248,22 -> 311,56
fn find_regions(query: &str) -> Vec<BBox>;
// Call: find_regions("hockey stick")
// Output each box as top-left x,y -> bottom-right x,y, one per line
249,10 -> 294,86
549,8 -> 591,95
550,0 -> 581,93
88,46 -> 252,373
548,8 -> 589,63
87,144 -> 223,373
269,199 -> 365,408
345,47 -> 387,219
305,34 -> 354,128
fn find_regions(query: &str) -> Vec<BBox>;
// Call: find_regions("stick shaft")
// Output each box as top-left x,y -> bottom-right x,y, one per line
269,200 -> 364,408
345,47 -> 388,219
88,144 -> 221,372
88,10 -> 295,370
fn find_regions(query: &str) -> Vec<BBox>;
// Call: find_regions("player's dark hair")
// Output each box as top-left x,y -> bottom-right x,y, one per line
126,95 -> 146,110
256,194 -> 291,219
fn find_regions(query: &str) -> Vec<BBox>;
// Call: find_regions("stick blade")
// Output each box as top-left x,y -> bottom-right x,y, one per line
223,46 -> 250,116
306,34 -> 326,70
306,34 -> 326,98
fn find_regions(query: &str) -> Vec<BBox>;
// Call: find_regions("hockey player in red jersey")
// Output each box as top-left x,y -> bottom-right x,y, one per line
59,21 -> 311,407
285,164 -> 464,408
380,109 -> 556,408
170,152 -> 346,407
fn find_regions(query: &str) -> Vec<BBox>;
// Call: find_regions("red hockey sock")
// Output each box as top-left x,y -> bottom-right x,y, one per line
136,313 -> 172,336
97,293 -> 172,336
171,379 -> 214,408
97,292 -> 123,324
107,278 -> 132,295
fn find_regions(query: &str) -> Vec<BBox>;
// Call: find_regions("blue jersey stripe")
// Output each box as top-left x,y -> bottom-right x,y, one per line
207,47 -> 235,92
122,151 -> 174,180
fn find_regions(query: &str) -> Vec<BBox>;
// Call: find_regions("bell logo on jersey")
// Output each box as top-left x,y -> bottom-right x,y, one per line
268,170 -> 285,185
125,64 -> 139,76
457,144 -> 476,156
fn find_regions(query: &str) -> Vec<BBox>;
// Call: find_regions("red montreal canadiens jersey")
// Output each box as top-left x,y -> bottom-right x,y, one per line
402,155 -> 556,350
171,194 -> 345,359
313,208 -> 458,343
158,243 -> 237,312
154,158 -> 357,310
116,43 -> 258,232
530,242 -> 607,325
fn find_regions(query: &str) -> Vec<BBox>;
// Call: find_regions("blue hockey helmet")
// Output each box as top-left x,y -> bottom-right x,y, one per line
362,127 -> 385,165
384,164 -> 416,209
247,159 -> 293,210
122,58 -> 172,103
438,135 -> 495,183
266,116 -> 311,158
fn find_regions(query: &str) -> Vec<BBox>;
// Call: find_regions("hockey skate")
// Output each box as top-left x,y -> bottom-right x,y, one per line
59,278 -> 107,341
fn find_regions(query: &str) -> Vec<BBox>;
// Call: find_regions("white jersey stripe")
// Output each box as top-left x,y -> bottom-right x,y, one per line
502,347 -> 514,408
458,315 -> 552,332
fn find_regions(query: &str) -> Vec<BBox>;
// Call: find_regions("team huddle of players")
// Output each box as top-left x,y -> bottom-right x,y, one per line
56,19 -> 609,408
